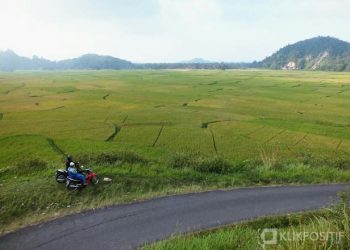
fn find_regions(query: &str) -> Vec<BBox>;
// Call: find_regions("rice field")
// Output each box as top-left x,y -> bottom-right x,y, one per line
1,69 -> 350,233
1,70 -> 350,166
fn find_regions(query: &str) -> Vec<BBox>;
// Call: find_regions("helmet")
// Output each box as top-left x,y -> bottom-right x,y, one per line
69,162 -> 75,167
67,155 -> 73,162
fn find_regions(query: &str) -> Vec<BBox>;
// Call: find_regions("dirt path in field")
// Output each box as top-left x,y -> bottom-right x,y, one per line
293,134 -> 308,146
152,124 -> 164,147
50,106 -> 65,111
102,93 -> 110,100
4,83 -> 25,94
210,129 -> 218,153
105,125 -> 121,142
122,115 -> 128,124
47,138 -> 65,156
264,130 -> 286,143
201,119 -> 232,128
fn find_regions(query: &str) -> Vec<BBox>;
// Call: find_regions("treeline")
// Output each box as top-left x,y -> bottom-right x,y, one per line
134,62 -> 254,70
0,49 -> 254,71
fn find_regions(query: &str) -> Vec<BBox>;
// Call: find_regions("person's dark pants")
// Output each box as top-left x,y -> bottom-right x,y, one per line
69,172 -> 86,185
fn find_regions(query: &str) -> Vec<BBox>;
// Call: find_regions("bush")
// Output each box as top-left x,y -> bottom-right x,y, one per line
77,151 -> 148,165
168,152 -> 197,169
196,156 -> 231,174
259,147 -> 281,169
168,153 -> 231,174
13,158 -> 48,174
329,159 -> 350,170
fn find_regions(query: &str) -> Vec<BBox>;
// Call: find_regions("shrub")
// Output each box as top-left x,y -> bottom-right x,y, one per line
12,158 -> 48,174
297,151 -> 314,166
196,156 -> 231,174
331,159 -> 350,170
168,153 -> 231,174
77,151 -> 148,165
168,152 -> 197,169
259,147 -> 281,169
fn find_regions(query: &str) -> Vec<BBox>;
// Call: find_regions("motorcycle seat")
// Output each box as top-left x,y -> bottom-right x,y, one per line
67,176 -> 81,182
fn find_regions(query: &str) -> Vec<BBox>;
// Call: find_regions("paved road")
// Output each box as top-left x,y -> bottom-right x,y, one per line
0,184 -> 348,250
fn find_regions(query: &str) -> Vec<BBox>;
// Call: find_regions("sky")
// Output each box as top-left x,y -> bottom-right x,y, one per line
1,0 -> 350,63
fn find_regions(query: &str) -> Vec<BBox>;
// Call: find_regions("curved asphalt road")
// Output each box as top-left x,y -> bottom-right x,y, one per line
0,184 -> 348,250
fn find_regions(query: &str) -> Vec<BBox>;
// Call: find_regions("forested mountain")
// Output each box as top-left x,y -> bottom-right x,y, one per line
0,50 -> 133,71
56,54 -> 133,70
0,50 -> 250,71
179,58 -> 214,64
1,36 -> 350,71
259,36 -> 350,71
0,50 -> 54,71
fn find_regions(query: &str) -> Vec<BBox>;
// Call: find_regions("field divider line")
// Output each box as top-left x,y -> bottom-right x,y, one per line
208,88 -> 223,93
286,145 -> 295,153
102,93 -> 110,100
0,134 -> 43,142
245,126 -> 265,137
210,129 -> 218,154
238,134 -> 252,140
122,115 -> 128,124
4,82 -> 25,95
152,124 -> 164,147
293,134 -> 308,146
124,122 -> 170,127
106,124 -> 121,142
51,106 -> 65,110
340,149 -> 350,157
47,138 -> 66,156
201,119 -> 232,129
264,130 -> 287,144
55,125 -> 109,133
336,140 -> 343,150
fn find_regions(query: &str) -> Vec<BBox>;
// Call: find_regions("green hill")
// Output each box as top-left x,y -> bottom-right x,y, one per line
259,36 -> 350,71
0,50 -> 133,71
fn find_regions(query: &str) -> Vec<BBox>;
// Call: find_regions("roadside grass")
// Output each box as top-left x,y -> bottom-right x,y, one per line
1,152 -> 350,234
145,192 -> 350,250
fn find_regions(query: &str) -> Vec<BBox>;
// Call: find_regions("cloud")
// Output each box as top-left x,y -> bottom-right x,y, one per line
0,0 -> 349,62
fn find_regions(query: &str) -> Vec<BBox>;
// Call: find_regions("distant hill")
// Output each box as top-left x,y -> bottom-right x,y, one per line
0,50 -> 133,71
0,50 -> 54,71
0,50 -> 249,71
57,54 -> 133,70
259,36 -> 350,71
2,36 -> 350,71
180,58 -> 215,64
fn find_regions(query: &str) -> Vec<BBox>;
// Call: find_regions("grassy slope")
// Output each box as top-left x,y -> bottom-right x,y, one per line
1,70 -> 350,233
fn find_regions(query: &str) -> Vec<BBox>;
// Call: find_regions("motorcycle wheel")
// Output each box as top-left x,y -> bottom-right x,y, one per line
91,176 -> 99,185
66,180 -> 79,191
56,173 -> 66,183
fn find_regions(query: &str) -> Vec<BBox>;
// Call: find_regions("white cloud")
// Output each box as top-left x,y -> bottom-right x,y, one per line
0,0 -> 349,62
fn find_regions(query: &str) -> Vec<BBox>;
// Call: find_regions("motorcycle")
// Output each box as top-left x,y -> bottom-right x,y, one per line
56,169 -> 68,183
66,168 -> 99,191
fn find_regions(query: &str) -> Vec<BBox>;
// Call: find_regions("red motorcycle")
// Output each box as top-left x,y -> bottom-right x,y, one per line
66,168 -> 99,191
